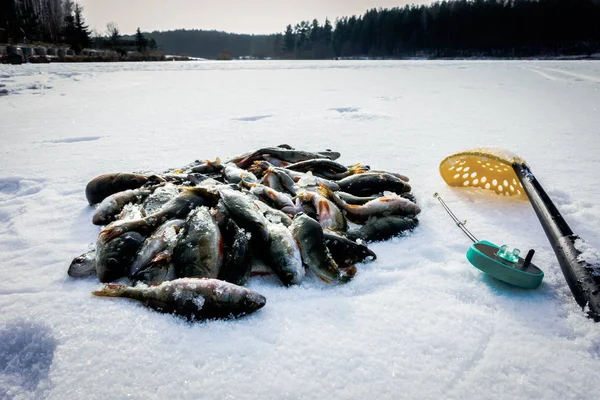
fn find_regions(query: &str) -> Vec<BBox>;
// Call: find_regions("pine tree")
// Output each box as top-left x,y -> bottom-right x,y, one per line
283,24 -> 295,53
135,27 -> 148,53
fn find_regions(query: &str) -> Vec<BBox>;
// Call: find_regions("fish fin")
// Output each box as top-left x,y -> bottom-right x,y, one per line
92,284 -> 127,297
348,163 -> 370,174
317,183 -> 334,199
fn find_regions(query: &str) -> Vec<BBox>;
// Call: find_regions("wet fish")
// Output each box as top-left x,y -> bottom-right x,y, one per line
92,188 -> 154,226
346,216 -> 419,243
217,217 -> 252,286
68,248 -> 97,278
219,189 -> 269,244
96,231 -> 146,283
229,147 -> 336,169
247,184 -> 302,216
323,230 -> 377,267
141,183 -> 180,215
129,219 -> 184,277
85,173 -> 148,205
336,191 -> 380,205
318,184 -> 420,223
263,223 -> 304,286
99,187 -> 217,245
337,173 -> 411,196
254,200 -> 293,227
296,191 -> 346,232
285,159 -> 349,173
290,213 -> 355,284
185,157 -> 223,174
132,257 -> 177,286
92,278 -> 266,321
172,207 -> 223,279
222,164 -> 258,185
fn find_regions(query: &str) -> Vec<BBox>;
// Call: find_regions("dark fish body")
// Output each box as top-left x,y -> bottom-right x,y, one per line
99,187 -> 214,245
92,278 -> 267,320
296,191 -> 346,232
173,207 -> 223,279
323,230 -> 377,267
346,216 -> 419,243
133,258 -> 177,285
85,173 -> 148,205
230,147 -> 335,169
96,231 -> 146,283
141,183 -> 180,215
285,159 -> 348,173
219,189 -> 269,244
129,219 -> 184,277
254,200 -> 293,227
318,185 -> 420,223
92,188 -> 153,226
218,217 -> 253,286
68,248 -> 97,278
248,184 -> 302,216
222,164 -> 258,185
290,213 -> 354,284
337,173 -> 411,196
337,192 -> 379,205
263,223 -> 304,286
186,158 -> 223,174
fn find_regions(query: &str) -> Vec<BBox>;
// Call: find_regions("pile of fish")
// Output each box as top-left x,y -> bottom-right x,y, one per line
69,145 -> 421,322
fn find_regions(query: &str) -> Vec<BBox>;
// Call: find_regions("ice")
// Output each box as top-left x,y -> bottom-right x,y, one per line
1,60 -> 600,399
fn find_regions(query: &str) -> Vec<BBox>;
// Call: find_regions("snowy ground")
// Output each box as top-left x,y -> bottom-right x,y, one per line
1,60 -> 599,399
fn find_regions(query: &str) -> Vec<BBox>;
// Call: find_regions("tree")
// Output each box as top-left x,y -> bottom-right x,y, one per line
135,27 -> 148,52
106,21 -> 120,48
62,3 -> 90,54
283,24 -> 295,53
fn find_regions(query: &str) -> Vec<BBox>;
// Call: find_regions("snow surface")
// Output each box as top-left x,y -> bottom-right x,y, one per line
1,60 -> 600,399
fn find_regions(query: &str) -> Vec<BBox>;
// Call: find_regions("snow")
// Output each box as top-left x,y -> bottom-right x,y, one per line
1,60 -> 600,399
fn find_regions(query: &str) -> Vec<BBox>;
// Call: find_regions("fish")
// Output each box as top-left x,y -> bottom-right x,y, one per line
247,184 -> 302,216
336,172 -> 411,196
185,157 -> 223,174
263,223 -> 304,286
318,184 -> 420,223
129,219 -> 184,277
92,188 -> 154,226
172,207 -> 224,279
85,173 -> 148,205
253,200 -> 293,227
68,248 -> 97,278
92,278 -> 266,321
141,183 -> 180,215
336,191 -> 380,205
322,230 -> 377,267
217,216 -> 253,286
229,147 -> 336,169
95,231 -> 146,283
285,159 -> 349,173
295,191 -> 346,231
219,189 -> 270,244
222,163 -> 258,185
346,216 -> 419,243
290,213 -> 355,284
98,186 -> 217,245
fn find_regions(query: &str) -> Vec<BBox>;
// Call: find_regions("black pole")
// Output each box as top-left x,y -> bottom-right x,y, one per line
513,162 -> 600,321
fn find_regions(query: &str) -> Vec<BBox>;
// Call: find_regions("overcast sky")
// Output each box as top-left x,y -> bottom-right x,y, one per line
77,0 -> 435,35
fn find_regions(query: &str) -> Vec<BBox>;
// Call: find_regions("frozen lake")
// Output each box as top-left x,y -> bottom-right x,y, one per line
1,60 -> 600,399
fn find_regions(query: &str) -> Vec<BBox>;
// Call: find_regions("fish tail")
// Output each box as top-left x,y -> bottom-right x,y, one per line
92,284 -> 129,298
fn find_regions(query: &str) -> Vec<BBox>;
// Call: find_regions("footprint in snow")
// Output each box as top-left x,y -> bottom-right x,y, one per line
329,107 -> 360,113
233,115 -> 273,122
0,319 -> 57,394
48,136 -> 104,144
0,177 -> 45,201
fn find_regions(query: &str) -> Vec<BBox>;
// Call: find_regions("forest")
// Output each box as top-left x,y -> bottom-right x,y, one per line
2,0 -> 600,59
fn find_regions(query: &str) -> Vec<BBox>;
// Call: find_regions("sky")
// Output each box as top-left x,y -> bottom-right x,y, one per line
76,0 -> 435,36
